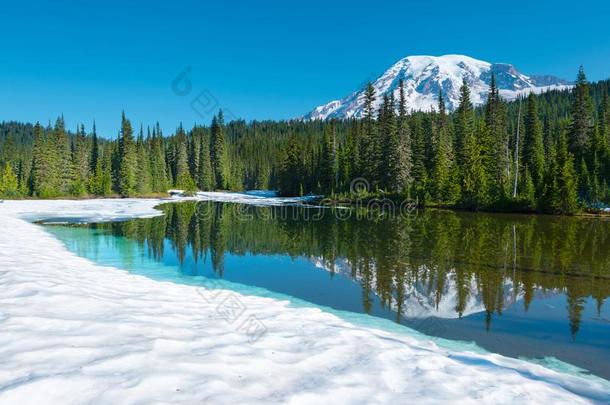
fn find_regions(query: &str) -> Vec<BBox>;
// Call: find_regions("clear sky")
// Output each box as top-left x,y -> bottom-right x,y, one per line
1,0 -> 609,137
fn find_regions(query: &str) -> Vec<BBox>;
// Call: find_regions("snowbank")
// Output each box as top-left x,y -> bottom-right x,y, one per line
0,198 -> 609,404
195,190 -> 320,206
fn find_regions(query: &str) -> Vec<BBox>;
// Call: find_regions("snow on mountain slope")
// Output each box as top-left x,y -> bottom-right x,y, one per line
305,54 -> 572,119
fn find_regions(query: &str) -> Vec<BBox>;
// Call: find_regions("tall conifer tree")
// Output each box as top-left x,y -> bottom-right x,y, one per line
118,112 -> 137,196
523,93 -> 545,196
210,111 -> 227,189
570,66 -> 595,159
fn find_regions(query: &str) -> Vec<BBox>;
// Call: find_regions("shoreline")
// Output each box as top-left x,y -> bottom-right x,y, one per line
4,192 -> 610,219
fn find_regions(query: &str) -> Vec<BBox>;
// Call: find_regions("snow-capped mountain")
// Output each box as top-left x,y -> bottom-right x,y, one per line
305,54 -> 572,119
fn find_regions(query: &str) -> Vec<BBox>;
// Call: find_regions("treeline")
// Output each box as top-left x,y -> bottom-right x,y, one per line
0,111 -> 350,198
277,68 -> 610,214
1,67 -> 609,214
0,111 -> 237,198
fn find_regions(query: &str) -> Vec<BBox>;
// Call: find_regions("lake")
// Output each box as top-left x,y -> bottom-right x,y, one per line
43,201 -> 610,379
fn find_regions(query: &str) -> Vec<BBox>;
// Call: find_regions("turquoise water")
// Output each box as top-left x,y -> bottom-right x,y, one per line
43,201 -> 610,379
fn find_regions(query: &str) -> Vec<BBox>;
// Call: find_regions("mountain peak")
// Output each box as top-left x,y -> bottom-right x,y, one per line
304,54 -> 571,120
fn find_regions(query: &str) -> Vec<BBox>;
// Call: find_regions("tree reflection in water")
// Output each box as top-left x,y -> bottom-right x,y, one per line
92,201 -> 610,340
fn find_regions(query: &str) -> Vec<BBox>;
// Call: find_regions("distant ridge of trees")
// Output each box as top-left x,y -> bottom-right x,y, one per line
1,69 -> 609,215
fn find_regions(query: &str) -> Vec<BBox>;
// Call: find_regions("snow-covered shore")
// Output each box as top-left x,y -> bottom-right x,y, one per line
0,196 -> 609,404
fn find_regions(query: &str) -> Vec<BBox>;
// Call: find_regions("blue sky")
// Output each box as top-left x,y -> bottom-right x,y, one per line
1,0 -> 609,137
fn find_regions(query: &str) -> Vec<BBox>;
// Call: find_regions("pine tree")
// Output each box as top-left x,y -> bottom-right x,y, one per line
541,138 -> 558,212
553,126 -> 579,214
174,124 -> 195,190
198,133 -> 214,190
189,127 -> 201,186
51,117 -> 74,195
278,135 -> 303,196
484,74 -> 510,199
210,111 -> 227,189
0,163 -> 19,197
320,120 -> 337,193
455,81 -> 487,208
30,122 -> 51,197
460,117 -> 488,209
150,123 -> 168,193
118,112 -> 137,197
90,121 -> 99,173
569,66 -> 595,159
337,143 -> 350,191
71,124 -> 89,195
90,159 -> 105,195
379,94 -> 397,191
523,93 -> 545,195
135,126 -> 152,195
346,120 -> 361,180
16,160 -> 28,196
410,114 -> 428,201
598,90 -> 609,149
455,79 -> 475,167
388,79 -> 412,194
99,143 -> 113,195
578,157 -> 592,201
432,91 -> 458,203
361,83 -> 378,186
521,168 -> 536,210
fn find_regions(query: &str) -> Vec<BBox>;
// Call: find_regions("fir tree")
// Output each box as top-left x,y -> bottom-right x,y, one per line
320,120 -> 337,193
210,111 -> 227,189
189,127 -> 201,186
410,115 -> 427,201
569,66 -> 595,159
484,74 -> 510,199
0,163 -> 19,197
455,81 -> 487,208
71,124 -> 90,195
523,93 -> 545,196
174,124 -> 195,190
278,134 -> 303,196
600,90 -> 610,148
118,112 -> 137,197
432,91 -> 458,203
347,120 -> 361,179
361,83 -> 378,186
51,116 -> 74,195
521,168 -> 536,210
554,126 -> 579,214
455,79 -> 475,167
135,126 -> 152,195
99,143 -> 113,195
578,158 -> 592,201
90,121 -> 99,173
389,79 -> 413,194
198,133 -> 214,191
379,94 -> 397,191
460,117 -> 488,209
16,160 -> 28,196
30,122 -> 51,197
150,123 -> 169,193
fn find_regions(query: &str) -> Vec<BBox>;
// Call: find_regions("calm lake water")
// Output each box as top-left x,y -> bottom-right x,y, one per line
44,201 -> 610,379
